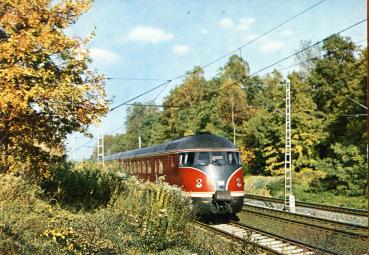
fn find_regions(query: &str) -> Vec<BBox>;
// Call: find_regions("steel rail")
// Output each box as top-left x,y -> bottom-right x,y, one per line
244,194 -> 368,217
229,221 -> 336,255
241,205 -> 367,239
194,220 -> 334,255
194,221 -> 279,254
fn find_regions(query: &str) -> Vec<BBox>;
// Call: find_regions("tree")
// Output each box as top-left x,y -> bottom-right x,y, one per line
241,71 -> 285,175
294,40 -> 321,77
216,55 -> 251,145
0,0 -> 108,177
163,67 -> 212,137
288,72 -> 328,172
315,143 -> 367,196
124,103 -> 162,150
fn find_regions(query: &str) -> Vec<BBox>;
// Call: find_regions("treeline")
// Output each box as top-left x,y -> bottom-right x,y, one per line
99,35 -> 367,196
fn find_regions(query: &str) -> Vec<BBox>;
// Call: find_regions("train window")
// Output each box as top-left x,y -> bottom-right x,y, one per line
147,160 -> 151,174
179,153 -> 185,166
142,160 -> 146,174
179,152 -> 195,166
170,156 -> 175,167
236,152 -> 242,165
154,159 -> 158,173
210,152 -> 227,166
186,152 -> 195,165
159,159 -> 163,174
227,152 -> 237,165
195,152 -> 210,166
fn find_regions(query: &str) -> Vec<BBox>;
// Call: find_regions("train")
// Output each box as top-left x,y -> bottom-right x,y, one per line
105,132 -> 244,215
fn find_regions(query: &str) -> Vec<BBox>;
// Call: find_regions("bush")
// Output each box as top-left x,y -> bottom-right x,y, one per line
244,175 -> 284,197
313,143 -> 368,196
0,173 -> 196,254
99,176 -> 194,252
42,161 -> 125,211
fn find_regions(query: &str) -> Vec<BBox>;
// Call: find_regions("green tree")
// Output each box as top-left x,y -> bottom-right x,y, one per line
216,55 -> 251,145
288,72 -> 328,172
314,143 -> 367,196
124,103 -> 161,150
309,35 -> 366,149
0,0 -> 108,178
163,67 -> 212,137
294,40 -> 321,77
241,71 -> 285,175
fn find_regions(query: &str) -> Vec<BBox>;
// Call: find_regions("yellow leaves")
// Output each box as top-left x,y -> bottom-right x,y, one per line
239,146 -> 255,165
296,144 -> 303,157
0,0 -> 108,177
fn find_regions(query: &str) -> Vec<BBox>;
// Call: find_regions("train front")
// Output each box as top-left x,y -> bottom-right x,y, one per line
178,134 -> 244,215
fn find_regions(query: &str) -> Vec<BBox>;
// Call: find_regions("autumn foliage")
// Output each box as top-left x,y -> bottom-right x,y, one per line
0,0 -> 108,177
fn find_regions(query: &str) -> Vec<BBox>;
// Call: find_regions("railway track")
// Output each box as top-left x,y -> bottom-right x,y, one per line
244,194 -> 367,217
241,204 -> 367,240
194,220 -> 334,254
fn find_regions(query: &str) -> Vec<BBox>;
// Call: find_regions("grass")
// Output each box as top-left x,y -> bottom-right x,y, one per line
0,172 -> 197,254
1,161 -> 257,255
244,170 -> 368,209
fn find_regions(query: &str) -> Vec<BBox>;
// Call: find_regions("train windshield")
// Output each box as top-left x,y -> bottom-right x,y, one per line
180,152 -> 241,166
182,152 -> 241,166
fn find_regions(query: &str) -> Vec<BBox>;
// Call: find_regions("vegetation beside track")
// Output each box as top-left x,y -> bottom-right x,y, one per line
1,162 -> 239,255
244,171 -> 368,209
238,207 -> 367,255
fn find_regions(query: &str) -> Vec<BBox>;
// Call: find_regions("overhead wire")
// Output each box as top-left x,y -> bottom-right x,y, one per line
72,10 -> 365,154
277,38 -> 367,72
250,19 -> 367,77
109,0 -> 327,113
71,18 -> 367,153
107,77 -> 171,81
205,20 -> 367,115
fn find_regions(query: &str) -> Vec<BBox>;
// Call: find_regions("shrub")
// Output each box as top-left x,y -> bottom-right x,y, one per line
99,176 -> 194,252
0,173 -> 195,254
42,161 -> 125,211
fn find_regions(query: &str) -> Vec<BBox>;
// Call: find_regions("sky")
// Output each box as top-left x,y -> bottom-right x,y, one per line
66,0 -> 367,160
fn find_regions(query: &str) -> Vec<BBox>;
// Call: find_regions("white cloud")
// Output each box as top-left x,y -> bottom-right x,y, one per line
236,17 -> 255,30
173,44 -> 190,55
259,40 -> 284,52
125,26 -> 174,43
219,17 -> 234,29
280,30 -> 294,37
90,48 -> 120,64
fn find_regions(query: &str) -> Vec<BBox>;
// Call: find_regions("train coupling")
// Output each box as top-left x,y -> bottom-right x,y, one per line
213,190 -> 232,202
211,191 -> 233,214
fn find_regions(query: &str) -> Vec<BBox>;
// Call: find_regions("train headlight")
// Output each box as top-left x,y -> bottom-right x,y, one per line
196,178 -> 203,188
236,178 -> 242,187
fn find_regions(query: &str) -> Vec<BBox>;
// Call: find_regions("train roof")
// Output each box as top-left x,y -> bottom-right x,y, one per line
105,133 -> 236,161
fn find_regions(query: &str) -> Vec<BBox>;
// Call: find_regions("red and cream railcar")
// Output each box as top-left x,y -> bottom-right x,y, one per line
105,133 -> 244,215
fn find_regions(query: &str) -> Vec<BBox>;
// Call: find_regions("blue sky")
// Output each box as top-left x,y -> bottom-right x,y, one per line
66,0 -> 366,160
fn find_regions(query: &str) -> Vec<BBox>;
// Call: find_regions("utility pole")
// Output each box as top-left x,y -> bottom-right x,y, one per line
138,136 -> 142,149
284,81 -> 295,213
71,133 -> 75,161
366,0 -> 369,251
97,97 -> 105,165
231,96 -> 236,145
97,124 -> 104,164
